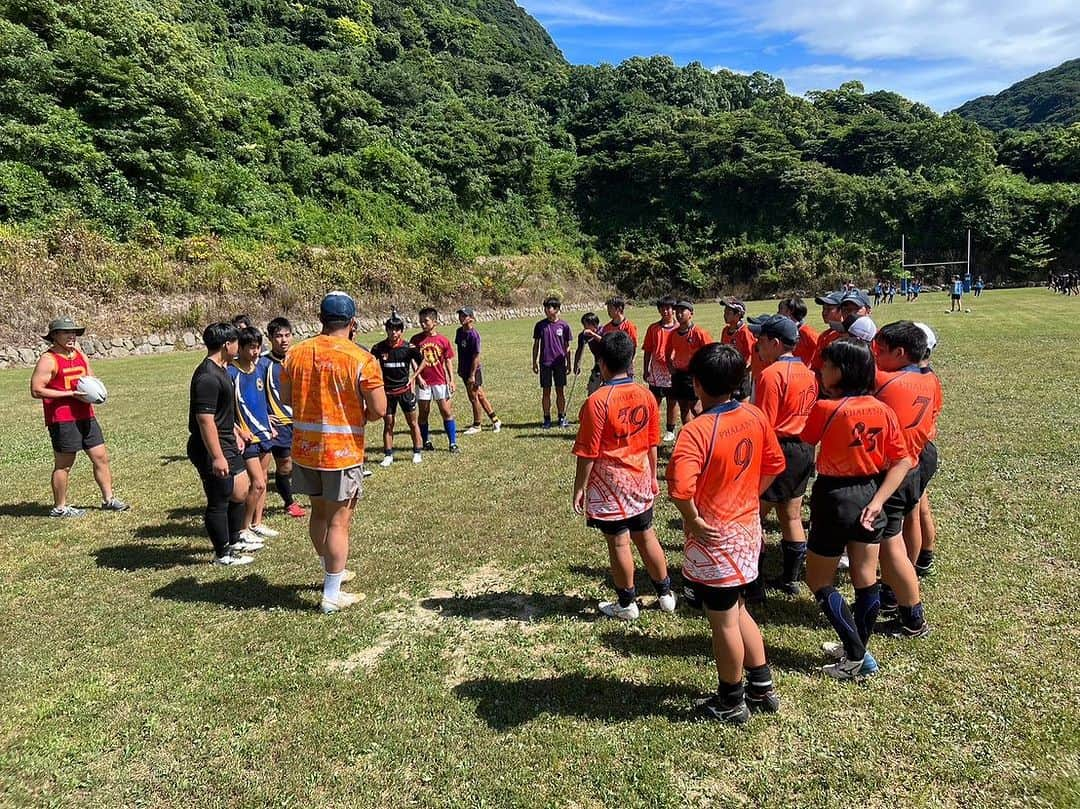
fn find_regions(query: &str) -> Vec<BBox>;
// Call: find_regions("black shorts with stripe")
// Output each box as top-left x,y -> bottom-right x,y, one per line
761,437 -> 814,503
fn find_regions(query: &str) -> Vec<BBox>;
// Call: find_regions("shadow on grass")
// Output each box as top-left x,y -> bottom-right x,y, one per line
421,592 -> 597,622
0,501 -> 49,518
454,674 -> 699,729
134,522 -> 198,540
749,595 -> 824,628
598,629 -> 822,674
167,506 -> 205,520
152,575 -> 316,612
513,432 -> 575,441
94,542 -> 204,571
159,454 -> 188,466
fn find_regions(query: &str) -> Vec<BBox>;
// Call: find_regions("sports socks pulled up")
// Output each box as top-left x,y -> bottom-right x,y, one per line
445,418 -> 457,446
815,585 -> 865,662
274,472 -> 294,507
615,586 -> 636,608
781,541 -> 807,582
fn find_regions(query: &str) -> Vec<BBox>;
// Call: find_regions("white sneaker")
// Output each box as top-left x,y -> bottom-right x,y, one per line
213,553 -> 254,566
464,425 -> 482,435
412,452 -> 423,464
599,600 -> 640,621
238,528 -> 263,544
837,552 -> 850,571
321,590 -> 366,614
657,591 -> 677,613
492,420 -> 501,433
379,454 -> 394,468
362,467 -> 373,478
249,524 -> 279,538
228,538 -> 264,552
663,430 -> 677,443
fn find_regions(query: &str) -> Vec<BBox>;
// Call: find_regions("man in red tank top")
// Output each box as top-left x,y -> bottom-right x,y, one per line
30,317 -> 128,517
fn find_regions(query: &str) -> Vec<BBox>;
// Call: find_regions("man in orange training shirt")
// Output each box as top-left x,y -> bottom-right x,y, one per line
808,290 -> 844,378
573,330 -> 673,621
642,295 -> 679,442
667,343 -> 785,724
667,300 -> 713,424
282,292 -> 386,614
720,297 -> 755,399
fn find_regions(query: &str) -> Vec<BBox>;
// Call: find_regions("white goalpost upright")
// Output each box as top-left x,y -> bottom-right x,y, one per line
901,229 -> 972,281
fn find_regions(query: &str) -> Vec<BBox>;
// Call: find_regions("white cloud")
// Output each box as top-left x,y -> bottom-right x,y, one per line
517,1 -> 636,26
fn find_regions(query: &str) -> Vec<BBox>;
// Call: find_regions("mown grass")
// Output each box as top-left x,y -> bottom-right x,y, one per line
0,289 -> 1077,808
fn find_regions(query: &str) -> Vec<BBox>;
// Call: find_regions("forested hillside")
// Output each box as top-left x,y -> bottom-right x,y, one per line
0,0 -> 1078,308
954,59 -> 1080,131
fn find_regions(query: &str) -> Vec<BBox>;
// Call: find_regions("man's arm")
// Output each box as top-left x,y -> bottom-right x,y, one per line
572,456 -> 594,515
29,354 -> 67,400
197,414 -> 230,478
573,340 -> 585,375
532,338 -> 540,374
361,379 -> 387,423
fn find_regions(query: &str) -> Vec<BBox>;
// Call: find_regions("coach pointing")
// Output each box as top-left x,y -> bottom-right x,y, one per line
281,292 -> 386,614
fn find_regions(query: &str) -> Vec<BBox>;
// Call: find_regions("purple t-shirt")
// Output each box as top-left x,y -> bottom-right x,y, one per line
533,318 -> 572,367
455,326 -> 481,376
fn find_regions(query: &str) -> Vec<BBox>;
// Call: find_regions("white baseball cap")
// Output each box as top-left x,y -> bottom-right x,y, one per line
847,315 -> 878,342
914,322 -> 938,353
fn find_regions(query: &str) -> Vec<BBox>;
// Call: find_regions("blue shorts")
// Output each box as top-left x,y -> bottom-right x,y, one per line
243,440 -> 273,460
272,423 -> 293,450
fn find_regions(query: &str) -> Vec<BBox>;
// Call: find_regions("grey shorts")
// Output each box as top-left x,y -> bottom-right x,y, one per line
291,464 -> 364,502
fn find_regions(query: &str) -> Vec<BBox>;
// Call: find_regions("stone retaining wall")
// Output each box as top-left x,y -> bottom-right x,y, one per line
0,304 -> 604,368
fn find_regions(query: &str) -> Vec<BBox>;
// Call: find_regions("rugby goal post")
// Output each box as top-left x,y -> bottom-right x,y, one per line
901,229 -> 972,290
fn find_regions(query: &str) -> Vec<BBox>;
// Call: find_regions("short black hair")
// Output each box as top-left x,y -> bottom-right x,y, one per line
267,317 -> 292,338
657,295 -> 677,308
581,312 -> 600,327
780,296 -> 807,322
231,314 -> 252,329
688,343 -> 743,398
874,321 -> 927,363
821,338 -> 876,395
419,306 -> 438,321
543,297 -> 561,309
606,296 -> 626,311
597,330 -> 634,374
238,326 -> 263,349
203,323 -> 238,351
385,313 -> 405,330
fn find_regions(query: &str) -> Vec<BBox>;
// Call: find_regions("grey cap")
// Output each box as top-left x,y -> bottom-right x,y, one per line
42,316 -> 85,340
457,306 -> 475,318
840,289 -> 872,309
748,314 -> 799,343
814,291 -> 843,306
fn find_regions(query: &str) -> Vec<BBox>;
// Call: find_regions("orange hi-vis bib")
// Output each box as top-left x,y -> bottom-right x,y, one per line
283,335 -> 383,470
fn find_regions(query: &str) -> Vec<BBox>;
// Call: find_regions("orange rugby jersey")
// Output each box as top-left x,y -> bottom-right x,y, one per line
283,335 -> 384,470
794,322 -> 819,366
721,323 -> 756,365
667,400 -> 785,587
643,321 -> 677,387
810,327 -> 842,373
601,318 -> 639,349
753,356 -> 818,437
667,324 -> 714,372
874,366 -> 944,457
800,395 -> 909,477
572,378 -> 660,520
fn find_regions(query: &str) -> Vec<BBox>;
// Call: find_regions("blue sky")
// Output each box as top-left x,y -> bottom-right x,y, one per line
517,1 -> 1080,111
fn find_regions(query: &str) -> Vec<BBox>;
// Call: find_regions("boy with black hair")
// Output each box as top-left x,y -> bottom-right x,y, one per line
231,314 -> 253,330
950,275 -> 964,312
666,301 -> 713,424
809,291 -> 844,377
373,313 -> 426,465
573,330 -> 673,621
871,320 -> 937,638
643,296 -> 679,442
187,323 -> 256,566
601,296 -> 639,351
778,296 -> 818,367
573,312 -> 603,396
455,307 -> 501,435
264,317 -> 304,518
229,327 -> 276,544
532,297 -> 572,428
667,343 -> 786,723
411,307 -> 458,452
750,315 -> 818,595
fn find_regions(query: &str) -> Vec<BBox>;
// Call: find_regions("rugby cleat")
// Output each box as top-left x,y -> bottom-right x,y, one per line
285,502 -> 307,518
101,497 -> 130,511
492,420 -> 502,433
746,687 -> 781,714
693,695 -> 751,725
249,523 -> 279,538
49,505 -> 85,518
657,591 -> 677,613
464,425 -> 482,435
822,654 -> 877,680
320,590 -> 365,614
379,454 -> 395,468
212,553 -> 254,567
598,600 -> 640,621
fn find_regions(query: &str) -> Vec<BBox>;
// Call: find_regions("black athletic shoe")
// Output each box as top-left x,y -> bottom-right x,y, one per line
693,695 -> 750,725
746,687 -> 780,714
915,559 -> 935,577
878,603 -> 899,621
422,441 -> 435,452
449,443 -> 460,454
768,578 -> 800,597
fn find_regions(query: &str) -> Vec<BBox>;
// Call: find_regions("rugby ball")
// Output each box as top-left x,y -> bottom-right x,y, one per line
75,376 -> 108,404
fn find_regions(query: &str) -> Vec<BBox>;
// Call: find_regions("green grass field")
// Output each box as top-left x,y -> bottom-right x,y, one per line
1,289 -> 1078,808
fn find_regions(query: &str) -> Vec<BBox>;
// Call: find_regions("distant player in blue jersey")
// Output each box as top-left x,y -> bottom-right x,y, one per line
264,317 -> 305,518
949,275 -> 964,312
228,326 -> 278,543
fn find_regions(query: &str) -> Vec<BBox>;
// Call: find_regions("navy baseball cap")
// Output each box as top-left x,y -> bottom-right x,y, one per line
749,314 -> 799,343
320,291 -> 356,320
457,306 -> 475,318
814,291 -> 843,306
840,289 -> 872,309
674,299 -> 695,311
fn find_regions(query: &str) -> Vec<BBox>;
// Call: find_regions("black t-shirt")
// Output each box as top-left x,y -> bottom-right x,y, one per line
189,357 -> 237,454
371,339 -> 423,393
